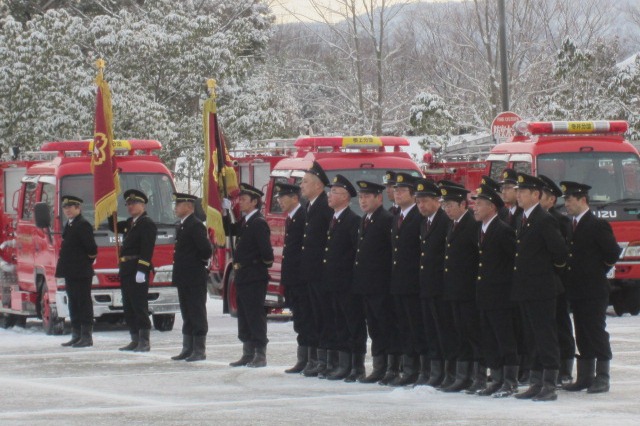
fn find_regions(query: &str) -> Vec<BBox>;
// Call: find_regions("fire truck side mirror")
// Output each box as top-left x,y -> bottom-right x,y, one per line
34,202 -> 52,229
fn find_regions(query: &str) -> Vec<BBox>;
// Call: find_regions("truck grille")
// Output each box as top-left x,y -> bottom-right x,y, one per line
104,274 -> 120,283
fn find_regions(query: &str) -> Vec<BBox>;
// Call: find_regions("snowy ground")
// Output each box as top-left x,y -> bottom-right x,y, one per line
0,299 -> 639,426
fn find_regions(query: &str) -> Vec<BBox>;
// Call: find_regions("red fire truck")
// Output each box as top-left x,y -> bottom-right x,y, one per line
470,120 -> 640,315
0,140 -> 181,333
213,136 -> 423,316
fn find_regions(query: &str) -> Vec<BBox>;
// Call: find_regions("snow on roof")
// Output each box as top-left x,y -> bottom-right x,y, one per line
617,52 -> 639,71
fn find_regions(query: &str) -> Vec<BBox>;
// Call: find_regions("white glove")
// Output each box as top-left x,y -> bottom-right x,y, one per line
135,271 -> 146,283
222,198 -> 232,210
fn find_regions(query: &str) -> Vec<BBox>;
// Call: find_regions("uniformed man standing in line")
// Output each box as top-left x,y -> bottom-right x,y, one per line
56,196 -> 98,348
439,185 -> 483,394
277,183 -> 313,374
539,175 -> 576,385
323,175 -> 365,382
471,185 -> 519,397
299,161 -> 334,377
500,169 -> 523,229
512,173 -> 568,402
384,171 -> 400,215
110,189 -> 157,352
352,180 -> 398,384
228,183 -> 274,368
386,173 -> 426,386
171,193 -> 213,362
415,180 -> 456,387
561,181 -> 621,394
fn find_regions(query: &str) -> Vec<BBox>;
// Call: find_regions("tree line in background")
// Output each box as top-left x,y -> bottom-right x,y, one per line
1,0 -> 640,176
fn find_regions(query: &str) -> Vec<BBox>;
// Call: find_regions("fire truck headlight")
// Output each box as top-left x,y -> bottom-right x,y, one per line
153,265 -> 173,283
56,278 -> 66,288
623,244 -> 640,260
92,275 -> 99,285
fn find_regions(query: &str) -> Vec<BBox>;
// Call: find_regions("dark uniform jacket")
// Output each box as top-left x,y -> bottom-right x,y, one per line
549,207 -> 572,242
511,204 -> 568,302
172,213 -> 212,287
443,209 -> 479,301
111,212 -> 157,277
476,216 -> 516,310
390,205 -> 422,295
564,210 -> 621,300
232,211 -> 274,284
300,192 -> 333,283
322,207 -> 360,292
353,205 -> 393,295
500,205 -> 523,230
55,214 -> 97,279
418,208 -> 449,298
281,205 -> 306,287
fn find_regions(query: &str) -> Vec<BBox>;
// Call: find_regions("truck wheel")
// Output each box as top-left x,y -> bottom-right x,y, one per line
152,314 -> 175,331
626,287 -> 640,316
39,280 -> 64,335
226,270 -> 238,318
612,298 -> 626,317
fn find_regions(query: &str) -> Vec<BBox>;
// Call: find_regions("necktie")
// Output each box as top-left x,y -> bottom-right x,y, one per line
364,217 -> 371,229
573,218 -> 578,232
480,230 -> 485,244
521,215 -> 527,230
285,216 -> 292,230
453,221 -> 458,231
397,214 -> 404,228
425,220 -> 431,233
330,217 -> 337,230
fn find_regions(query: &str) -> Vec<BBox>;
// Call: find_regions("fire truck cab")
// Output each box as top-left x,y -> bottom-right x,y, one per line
485,120 -> 640,315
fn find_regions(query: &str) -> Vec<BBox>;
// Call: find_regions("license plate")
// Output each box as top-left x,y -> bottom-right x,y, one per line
606,268 -> 615,279
112,292 -> 123,307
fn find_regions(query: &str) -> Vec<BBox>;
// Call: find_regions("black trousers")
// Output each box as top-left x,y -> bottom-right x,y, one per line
556,292 -> 576,360
331,291 -> 367,354
451,300 -> 484,362
363,293 -> 401,356
236,279 -> 268,347
420,297 -> 440,360
394,294 -> 428,356
569,297 -> 612,361
121,274 -> 151,332
428,296 -> 458,361
519,298 -> 560,370
66,277 -> 94,328
285,283 -> 317,347
177,283 -> 208,336
309,282 -> 336,350
480,308 -> 518,369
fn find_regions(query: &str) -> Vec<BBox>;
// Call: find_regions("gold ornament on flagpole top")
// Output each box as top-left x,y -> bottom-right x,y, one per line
95,58 -> 106,84
207,79 -> 217,99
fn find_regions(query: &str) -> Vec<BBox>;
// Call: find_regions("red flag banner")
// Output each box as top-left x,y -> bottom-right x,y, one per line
91,60 -> 120,229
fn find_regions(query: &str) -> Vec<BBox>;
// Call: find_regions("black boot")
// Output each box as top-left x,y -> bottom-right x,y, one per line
359,354 -> 386,383
563,358 -> 595,391
514,370 -> 542,399
378,354 -> 400,386
302,348 -> 321,377
318,350 -> 336,379
494,365 -> 519,398
119,332 -> 139,351
72,324 -> 93,348
438,360 -> 456,389
344,353 -> 366,383
230,342 -> 254,367
441,361 -> 472,392
186,335 -> 207,362
61,327 -> 81,347
587,360 -> 610,394
413,355 -> 431,387
532,369 -> 558,401
477,368 -> 503,396
247,345 -> 267,368
171,335 -> 194,360
465,363 -> 487,394
558,358 -> 574,386
327,351 -> 351,380
390,355 -> 419,387
285,346 -> 309,374
134,329 -> 150,352
426,359 -> 444,387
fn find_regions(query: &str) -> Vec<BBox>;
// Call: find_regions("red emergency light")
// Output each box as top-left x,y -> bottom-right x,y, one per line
514,120 -> 629,136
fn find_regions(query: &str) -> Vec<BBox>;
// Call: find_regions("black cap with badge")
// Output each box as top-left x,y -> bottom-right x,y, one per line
274,183 -> 300,197
306,161 -> 330,186
383,171 -> 397,186
538,175 -> 563,198
440,185 -> 470,202
356,180 -> 385,194
437,179 -> 465,189
500,168 -> 518,185
480,175 -> 502,192
61,195 -> 83,207
415,179 -> 441,198
123,189 -> 148,204
394,173 -> 417,189
173,192 -> 198,204
239,183 -> 264,199
472,184 -> 505,209
560,181 -> 592,197
330,174 -> 357,197
514,173 -> 546,190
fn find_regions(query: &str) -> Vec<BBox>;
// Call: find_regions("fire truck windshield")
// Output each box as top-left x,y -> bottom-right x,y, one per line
60,173 -> 177,228
537,152 -> 640,205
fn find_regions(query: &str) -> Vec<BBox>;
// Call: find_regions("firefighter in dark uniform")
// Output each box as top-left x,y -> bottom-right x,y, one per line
277,183 -> 313,374
299,161 -> 334,378
110,189 -> 157,352
415,180 -> 456,387
439,185 -> 484,394
386,173 -> 426,387
539,174 -> 576,385
512,173 -> 568,402
322,175 -> 365,382
481,175 -> 510,220
56,196 -> 97,348
384,171 -> 400,215
499,168 -> 523,229
170,193 -> 213,362
561,181 -> 621,394
228,183 -> 274,368
471,185 -> 519,397
352,180 -> 398,383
